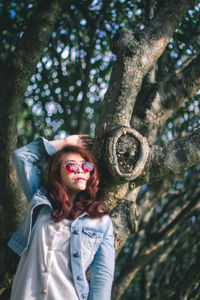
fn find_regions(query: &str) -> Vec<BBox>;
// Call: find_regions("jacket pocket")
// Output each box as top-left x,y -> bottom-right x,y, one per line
81,228 -> 103,268
82,228 -> 103,238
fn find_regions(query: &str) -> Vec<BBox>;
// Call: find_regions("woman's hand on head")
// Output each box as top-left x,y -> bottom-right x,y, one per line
49,134 -> 93,151
64,135 -> 93,150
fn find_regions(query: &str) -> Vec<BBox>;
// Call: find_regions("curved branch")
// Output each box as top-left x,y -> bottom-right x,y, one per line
167,258 -> 200,299
0,0 -> 64,141
112,189 -> 200,300
11,0 -> 64,92
132,53 -> 200,142
95,0 -> 195,138
133,128 -> 200,188
138,0 -> 195,64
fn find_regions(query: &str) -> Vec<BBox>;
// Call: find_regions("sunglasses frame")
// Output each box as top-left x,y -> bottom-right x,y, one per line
62,161 -> 94,173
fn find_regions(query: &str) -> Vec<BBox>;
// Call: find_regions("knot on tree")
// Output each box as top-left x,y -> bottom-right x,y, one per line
106,127 -> 149,180
110,28 -> 139,57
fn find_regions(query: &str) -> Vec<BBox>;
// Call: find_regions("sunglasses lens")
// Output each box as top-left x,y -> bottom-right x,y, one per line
64,162 -> 93,173
82,162 -> 93,172
65,163 -> 77,173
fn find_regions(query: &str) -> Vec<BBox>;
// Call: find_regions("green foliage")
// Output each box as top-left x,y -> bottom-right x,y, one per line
0,1 -> 37,59
1,0 -> 151,145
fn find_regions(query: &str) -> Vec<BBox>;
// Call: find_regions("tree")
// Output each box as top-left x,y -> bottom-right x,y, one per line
0,0 -> 200,299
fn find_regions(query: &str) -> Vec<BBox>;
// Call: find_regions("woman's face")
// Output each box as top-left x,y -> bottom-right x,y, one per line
60,152 -> 91,196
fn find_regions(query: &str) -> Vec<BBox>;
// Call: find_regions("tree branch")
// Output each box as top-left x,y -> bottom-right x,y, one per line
131,53 -> 200,142
95,0 -> 195,138
112,188 -> 200,300
132,128 -> 200,188
0,0 -> 64,142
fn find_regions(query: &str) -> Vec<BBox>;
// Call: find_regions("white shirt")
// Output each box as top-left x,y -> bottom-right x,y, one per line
11,210 -> 79,300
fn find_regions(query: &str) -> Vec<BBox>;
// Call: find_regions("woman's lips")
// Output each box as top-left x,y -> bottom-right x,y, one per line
75,177 -> 86,181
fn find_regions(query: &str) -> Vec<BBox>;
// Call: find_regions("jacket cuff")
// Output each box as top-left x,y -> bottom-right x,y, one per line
40,137 -> 57,156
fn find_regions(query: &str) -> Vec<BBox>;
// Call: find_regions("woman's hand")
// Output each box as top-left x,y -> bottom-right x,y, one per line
49,135 -> 93,151
64,135 -> 93,149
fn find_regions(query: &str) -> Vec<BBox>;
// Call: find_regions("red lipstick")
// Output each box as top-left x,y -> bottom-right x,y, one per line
75,177 -> 86,181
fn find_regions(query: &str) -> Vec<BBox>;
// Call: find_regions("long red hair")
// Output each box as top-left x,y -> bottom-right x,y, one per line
47,145 -> 107,222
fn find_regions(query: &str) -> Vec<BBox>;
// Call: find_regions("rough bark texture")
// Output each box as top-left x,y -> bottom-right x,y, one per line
95,0 -> 195,137
92,1 -> 199,298
112,186 -> 200,300
133,128 -> 200,187
94,0 -> 196,259
132,54 -> 200,143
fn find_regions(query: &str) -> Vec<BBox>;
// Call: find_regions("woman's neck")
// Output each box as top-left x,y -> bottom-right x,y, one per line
68,191 -> 78,204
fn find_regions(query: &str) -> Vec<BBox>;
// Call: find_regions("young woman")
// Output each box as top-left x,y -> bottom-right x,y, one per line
8,135 -> 115,300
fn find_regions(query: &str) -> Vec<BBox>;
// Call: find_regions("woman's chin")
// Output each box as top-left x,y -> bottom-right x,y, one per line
74,182 -> 87,191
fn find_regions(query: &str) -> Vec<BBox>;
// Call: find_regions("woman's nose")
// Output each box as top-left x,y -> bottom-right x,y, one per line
75,164 -> 83,173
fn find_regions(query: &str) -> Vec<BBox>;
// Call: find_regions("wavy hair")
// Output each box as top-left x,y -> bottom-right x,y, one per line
47,145 -> 107,222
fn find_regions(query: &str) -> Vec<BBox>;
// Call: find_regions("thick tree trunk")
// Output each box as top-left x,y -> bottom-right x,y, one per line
92,0 -> 197,263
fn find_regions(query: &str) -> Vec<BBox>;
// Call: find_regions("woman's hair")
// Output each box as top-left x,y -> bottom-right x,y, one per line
47,145 -> 107,222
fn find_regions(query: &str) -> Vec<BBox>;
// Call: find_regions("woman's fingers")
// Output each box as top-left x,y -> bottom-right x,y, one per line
65,134 -> 93,149
78,136 -> 93,150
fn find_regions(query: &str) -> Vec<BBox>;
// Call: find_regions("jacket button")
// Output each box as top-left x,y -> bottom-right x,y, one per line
56,226 -> 60,232
73,252 -> 80,258
82,293 -> 87,298
77,275 -> 83,281
73,230 -> 79,235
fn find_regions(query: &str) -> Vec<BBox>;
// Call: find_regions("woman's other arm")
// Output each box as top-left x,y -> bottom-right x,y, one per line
88,217 -> 115,300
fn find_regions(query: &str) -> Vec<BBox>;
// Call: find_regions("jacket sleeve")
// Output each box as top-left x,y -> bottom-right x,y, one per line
88,217 -> 115,300
13,137 -> 56,202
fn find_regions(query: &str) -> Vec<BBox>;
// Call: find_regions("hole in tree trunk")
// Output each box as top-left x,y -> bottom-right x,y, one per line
116,134 -> 140,174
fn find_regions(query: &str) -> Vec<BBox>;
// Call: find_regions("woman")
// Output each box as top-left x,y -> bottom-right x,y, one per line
8,135 -> 115,300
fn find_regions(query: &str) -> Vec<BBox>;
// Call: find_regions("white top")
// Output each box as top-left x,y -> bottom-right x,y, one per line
11,210 -> 79,300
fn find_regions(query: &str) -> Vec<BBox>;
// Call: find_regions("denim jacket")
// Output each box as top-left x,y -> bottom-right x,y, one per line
8,137 -> 115,300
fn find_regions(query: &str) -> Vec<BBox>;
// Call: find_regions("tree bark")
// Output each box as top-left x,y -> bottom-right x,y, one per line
132,54 -> 200,142
112,187 -> 200,300
133,128 -> 200,187
95,0 -> 195,137
92,0 -> 199,273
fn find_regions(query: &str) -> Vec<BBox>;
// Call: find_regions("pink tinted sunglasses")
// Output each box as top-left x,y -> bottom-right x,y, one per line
62,161 -> 94,173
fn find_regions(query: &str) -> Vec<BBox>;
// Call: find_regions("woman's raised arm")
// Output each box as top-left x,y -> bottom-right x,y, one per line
49,134 -> 93,151
13,135 -> 93,202
13,137 -> 56,202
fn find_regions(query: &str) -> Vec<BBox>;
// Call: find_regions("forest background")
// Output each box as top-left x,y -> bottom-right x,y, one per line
0,0 -> 200,299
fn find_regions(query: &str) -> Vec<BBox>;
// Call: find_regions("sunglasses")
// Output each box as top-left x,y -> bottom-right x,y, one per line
62,161 -> 94,173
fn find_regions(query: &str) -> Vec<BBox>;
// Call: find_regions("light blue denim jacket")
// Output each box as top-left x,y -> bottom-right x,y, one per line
8,137 -> 115,300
